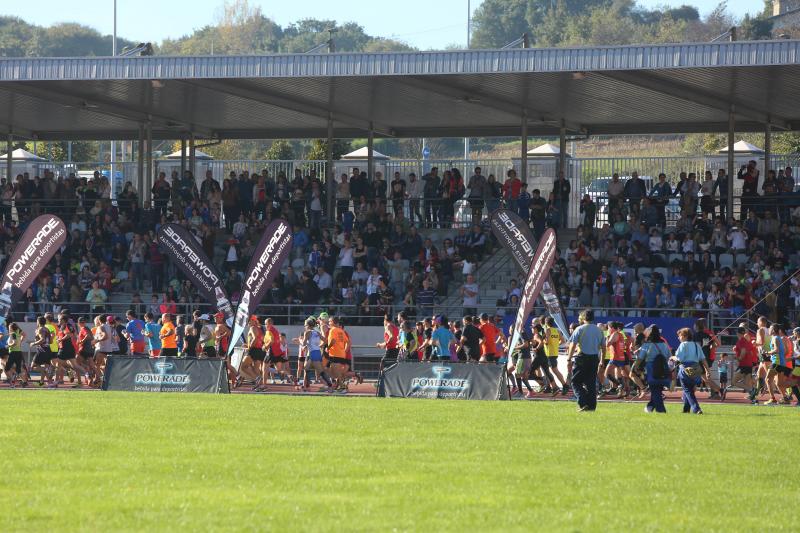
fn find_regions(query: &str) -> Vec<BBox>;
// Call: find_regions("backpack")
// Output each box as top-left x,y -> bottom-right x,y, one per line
650,344 -> 671,380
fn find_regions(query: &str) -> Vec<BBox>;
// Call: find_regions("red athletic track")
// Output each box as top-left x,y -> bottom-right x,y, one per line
2,380 -> 798,407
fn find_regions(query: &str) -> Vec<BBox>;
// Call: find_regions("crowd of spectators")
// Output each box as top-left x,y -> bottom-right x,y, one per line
506,160 -> 800,327
3,157 -> 800,327
0,165 -> 496,324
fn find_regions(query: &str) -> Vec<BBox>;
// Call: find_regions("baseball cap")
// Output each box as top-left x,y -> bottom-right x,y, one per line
107,315 -> 115,323
214,312 -> 225,320
318,312 -> 329,320
249,315 -> 259,322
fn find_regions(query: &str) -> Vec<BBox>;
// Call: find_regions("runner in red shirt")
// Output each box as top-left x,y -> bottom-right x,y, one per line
732,326 -> 758,402
478,313 -> 502,363
376,314 -> 399,372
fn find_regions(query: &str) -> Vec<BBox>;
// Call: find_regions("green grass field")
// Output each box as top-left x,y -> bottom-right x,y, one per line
2,392 -> 798,532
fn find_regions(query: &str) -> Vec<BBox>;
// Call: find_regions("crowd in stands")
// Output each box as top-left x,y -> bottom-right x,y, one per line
2,158 -> 800,327
499,160 -> 800,326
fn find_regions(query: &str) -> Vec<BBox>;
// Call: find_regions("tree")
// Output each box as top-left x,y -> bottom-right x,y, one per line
264,140 -> 295,160
305,139 -> 352,160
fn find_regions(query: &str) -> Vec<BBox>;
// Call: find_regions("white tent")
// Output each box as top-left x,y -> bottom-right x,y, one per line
526,142 -> 570,157
0,148 -> 50,180
341,147 -> 390,160
717,140 -> 764,154
165,148 -> 214,160
0,148 -> 48,161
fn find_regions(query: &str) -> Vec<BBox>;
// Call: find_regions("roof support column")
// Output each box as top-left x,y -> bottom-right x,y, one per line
189,133 -> 196,181
6,133 -> 12,183
137,124 -> 144,208
559,121 -> 568,229
520,111 -> 528,183
367,123 -> 374,183
326,115 -> 335,225
764,121 -> 772,180
145,121 -> 153,207
179,138 -> 187,179
727,108 -> 735,224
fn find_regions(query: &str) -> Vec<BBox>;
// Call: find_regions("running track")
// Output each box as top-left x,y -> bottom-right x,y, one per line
2,380 -> 797,407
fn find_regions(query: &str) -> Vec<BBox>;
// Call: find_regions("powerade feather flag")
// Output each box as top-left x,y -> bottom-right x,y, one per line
507,228 -> 558,357
228,218 -> 293,355
489,209 -> 568,337
156,223 -> 234,324
0,214 -> 67,318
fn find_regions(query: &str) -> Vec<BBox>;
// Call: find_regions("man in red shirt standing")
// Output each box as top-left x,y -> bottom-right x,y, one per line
503,169 -> 521,207
732,326 -> 758,403
376,314 -> 399,372
478,313 -> 503,363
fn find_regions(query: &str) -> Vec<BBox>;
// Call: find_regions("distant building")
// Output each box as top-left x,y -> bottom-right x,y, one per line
771,0 -> 800,30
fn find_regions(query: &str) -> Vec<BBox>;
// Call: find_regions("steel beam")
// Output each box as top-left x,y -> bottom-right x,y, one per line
598,71 -> 791,131
180,79 -> 394,137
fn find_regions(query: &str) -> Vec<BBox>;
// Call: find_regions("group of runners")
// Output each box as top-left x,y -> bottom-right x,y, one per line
3,304 -> 799,405
376,310 -> 800,406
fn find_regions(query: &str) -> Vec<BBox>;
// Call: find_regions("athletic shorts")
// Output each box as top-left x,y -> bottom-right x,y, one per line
774,365 -> 792,377
514,357 -> 532,376
149,349 -> 161,358
611,360 -> 627,368
737,365 -> 752,375
330,357 -> 350,366
269,355 -> 288,364
761,354 -> 772,363
482,353 -> 496,363
248,348 -> 266,361
131,340 -> 146,355
0,347 -> 8,357
202,346 -> 216,358
384,348 -> 399,361
33,350 -> 54,366
547,356 -> 559,368
57,349 -> 75,361
79,350 -> 94,360
4,352 -> 22,373
719,372 -> 728,384
309,350 -> 322,362
161,347 -> 178,358
599,358 -> 610,368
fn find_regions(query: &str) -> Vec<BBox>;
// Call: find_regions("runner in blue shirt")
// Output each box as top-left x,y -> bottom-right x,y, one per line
142,312 -> 162,357
431,316 -> 455,360
124,310 -> 147,356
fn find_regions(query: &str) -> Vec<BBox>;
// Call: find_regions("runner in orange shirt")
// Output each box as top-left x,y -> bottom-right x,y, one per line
159,313 -> 178,358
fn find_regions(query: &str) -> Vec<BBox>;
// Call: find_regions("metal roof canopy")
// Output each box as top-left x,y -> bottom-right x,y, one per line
0,40 -> 799,142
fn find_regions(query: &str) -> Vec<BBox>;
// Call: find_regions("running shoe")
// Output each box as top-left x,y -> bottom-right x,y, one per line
561,385 -> 569,395
525,390 -> 535,399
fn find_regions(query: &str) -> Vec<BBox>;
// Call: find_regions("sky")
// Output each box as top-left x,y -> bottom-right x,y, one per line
4,0 -> 764,51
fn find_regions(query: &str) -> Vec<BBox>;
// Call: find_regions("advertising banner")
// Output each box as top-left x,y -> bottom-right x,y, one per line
0,214 -> 67,318
378,362 -> 509,400
156,223 -> 234,323
489,209 -> 568,337
228,218 -> 293,354
507,228 -> 558,356
102,356 -> 230,393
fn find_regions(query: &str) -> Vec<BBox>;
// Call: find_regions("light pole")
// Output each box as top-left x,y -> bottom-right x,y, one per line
110,0 -> 117,196
464,0 -> 471,161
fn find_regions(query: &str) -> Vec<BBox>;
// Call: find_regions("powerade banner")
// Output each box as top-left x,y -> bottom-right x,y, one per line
0,214 -> 67,318
102,356 -> 230,393
508,228 -> 558,356
499,315 -> 695,349
378,362 -> 509,400
157,223 -> 234,324
229,218 -> 293,354
489,209 -> 568,338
